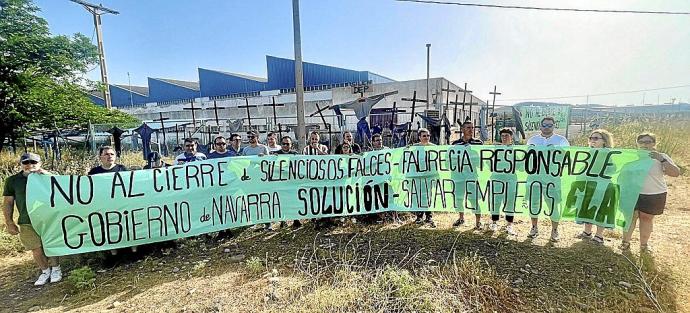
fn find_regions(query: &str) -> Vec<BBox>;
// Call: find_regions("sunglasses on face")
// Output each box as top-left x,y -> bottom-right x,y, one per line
215,142 -> 226,146
638,140 -> 654,144
247,136 -> 255,139
589,136 -> 603,141
541,124 -> 554,128
420,134 -> 430,137
21,160 -> 38,165
281,142 -> 290,145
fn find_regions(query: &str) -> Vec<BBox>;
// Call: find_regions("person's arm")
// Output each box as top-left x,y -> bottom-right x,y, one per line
2,196 -> 19,235
657,153 -> 681,177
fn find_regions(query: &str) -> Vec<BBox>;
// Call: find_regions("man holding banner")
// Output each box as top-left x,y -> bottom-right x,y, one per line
3,153 -> 62,286
527,117 -> 569,241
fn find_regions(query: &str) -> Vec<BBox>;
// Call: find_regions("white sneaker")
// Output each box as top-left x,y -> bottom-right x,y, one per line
550,230 -> 560,242
488,223 -> 498,232
505,224 -> 516,236
527,226 -> 539,238
34,271 -> 51,286
50,267 -> 62,283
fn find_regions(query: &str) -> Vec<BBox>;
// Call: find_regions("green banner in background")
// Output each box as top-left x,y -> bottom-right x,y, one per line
517,103 -> 572,134
27,146 -> 652,256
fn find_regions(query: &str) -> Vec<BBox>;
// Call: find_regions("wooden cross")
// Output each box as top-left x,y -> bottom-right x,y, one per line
401,90 -> 429,143
206,100 -> 227,134
262,96 -> 287,138
152,112 -> 170,155
183,99 -> 203,128
489,85 -> 501,140
237,97 -> 259,131
309,102 -> 339,150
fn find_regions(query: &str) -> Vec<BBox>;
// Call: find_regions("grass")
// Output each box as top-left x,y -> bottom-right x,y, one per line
0,121 -> 688,312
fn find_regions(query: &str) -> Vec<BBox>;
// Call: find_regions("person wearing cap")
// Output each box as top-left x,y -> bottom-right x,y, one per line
3,153 -> 62,286
208,136 -> 236,159
240,131 -> 269,157
143,151 -> 171,169
88,146 -> 128,175
175,138 -> 207,165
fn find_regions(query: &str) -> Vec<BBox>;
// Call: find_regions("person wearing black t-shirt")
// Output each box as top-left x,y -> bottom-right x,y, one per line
88,146 -> 129,175
451,121 -> 483,229
334,131 -> 362,154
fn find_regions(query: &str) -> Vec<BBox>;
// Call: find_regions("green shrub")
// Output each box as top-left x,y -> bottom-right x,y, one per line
67,265 -> 96,291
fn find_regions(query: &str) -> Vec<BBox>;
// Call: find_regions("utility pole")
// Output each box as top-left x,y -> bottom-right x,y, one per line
426,43 -> 431,111
71,0 -> 118,110
293,0 -> 307,147
127,72 -> 133,107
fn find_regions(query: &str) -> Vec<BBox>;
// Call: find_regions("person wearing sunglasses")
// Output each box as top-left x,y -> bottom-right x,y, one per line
208,136 -> 235,159
451,120 -> 484,229
240,130 -> 270,157
273,136 -> 302,229
175,138 -> 207,165
526,116 -> 570,242
3,153 -> 61,286
575,129 -> 615,244
228,133 -> 244,156
412,128 -> 436,228
621,132 -> 680,252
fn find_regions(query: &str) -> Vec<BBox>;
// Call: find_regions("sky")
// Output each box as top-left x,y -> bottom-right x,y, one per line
34,0 -> 690,106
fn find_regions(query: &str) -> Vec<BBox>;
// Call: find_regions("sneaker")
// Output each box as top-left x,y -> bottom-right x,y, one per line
34,271 -> 51,286
50,267 -> 62,283
474,222 -> 483,230
292,220 -> 302,229
640,244 -> 653,253
279,221 -> 287,228
415,217 -> 424,225
488,223 -> 498,232
527,227 -> 539,238
425,219 -> 436,228
575,231 -> 592,239
263,223 -> 272,231
550,230 -> 560,242
452,218 -> 465,227
505,224 -> 516,236
131,246 -> 138,253
592,235 -> 604,244
619,241 -> 631,250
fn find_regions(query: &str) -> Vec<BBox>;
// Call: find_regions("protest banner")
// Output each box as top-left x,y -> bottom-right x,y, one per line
516,102 -> 571,135
27,146 -> 652,256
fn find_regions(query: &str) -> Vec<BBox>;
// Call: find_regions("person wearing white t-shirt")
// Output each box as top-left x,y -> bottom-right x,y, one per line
621,132 -> 680,252
265,132 -> 282,154
526,117 -> 569,241
175,138 -> 207,165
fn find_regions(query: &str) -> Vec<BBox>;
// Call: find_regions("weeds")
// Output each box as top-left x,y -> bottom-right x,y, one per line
66,266 -> 96,291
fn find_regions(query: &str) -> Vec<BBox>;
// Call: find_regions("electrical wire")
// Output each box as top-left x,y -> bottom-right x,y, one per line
495,84 -> 690,102
396,0 -> 690,15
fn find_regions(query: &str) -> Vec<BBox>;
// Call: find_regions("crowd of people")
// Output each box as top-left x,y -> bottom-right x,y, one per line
2,116 -> 679,286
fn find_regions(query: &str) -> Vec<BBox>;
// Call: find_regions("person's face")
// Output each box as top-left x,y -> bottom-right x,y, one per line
500,133 -> 513,145
20,159 -> 40,174
637,136 -> 656,150
281,138 -> 292,151
100,149 -> 116,166
462,124 -> 474,137
344,132 -> 353,143
248,134 -> 257,144
231,136 -> 241,148
372,136 -> 382,148
419,132 -> 430,144
267,135 -> 276,146
310,134 -> 319,145
184,141 -> 196,154
214,138 -> 227,152
540,120 -> 555,136
588,133 -> 605,148
342,144 -> 352,154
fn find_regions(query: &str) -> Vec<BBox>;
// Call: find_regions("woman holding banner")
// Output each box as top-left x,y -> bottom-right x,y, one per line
576,129 -> 615,244
621,133 -> 680,252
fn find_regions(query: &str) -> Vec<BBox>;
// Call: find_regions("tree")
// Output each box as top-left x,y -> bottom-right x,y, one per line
0,0 -> 138,151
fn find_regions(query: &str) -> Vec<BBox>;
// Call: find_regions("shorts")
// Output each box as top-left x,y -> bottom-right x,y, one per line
18,224 -> 43,250
635,193 -> 667,216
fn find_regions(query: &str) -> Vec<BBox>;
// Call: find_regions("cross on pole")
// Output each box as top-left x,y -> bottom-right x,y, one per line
401,90 -> 428,143
309,102 -> 339,151
441,82 -> 456,144
206,100 -> 227,134
152,112 -> 170,155
460,83 -> 473,124
183,99 -> 202,129
262,96 -> 287,138
489,85 -> 501,141
237,97 -> 259,132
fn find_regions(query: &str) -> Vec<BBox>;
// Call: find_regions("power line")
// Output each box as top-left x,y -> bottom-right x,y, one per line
496,84 -> 690,102
396,0 -> 690,15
